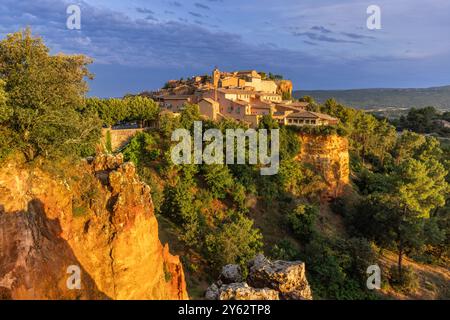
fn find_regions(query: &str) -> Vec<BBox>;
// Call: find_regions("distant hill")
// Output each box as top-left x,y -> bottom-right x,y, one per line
293,85 -> 450,110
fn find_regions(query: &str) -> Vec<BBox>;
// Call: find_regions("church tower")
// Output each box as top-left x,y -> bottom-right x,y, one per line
212,67 -> 220,89
212,67 -> 220,101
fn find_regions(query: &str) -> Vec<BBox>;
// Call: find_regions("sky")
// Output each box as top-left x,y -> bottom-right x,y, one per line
0,0 -> 449,97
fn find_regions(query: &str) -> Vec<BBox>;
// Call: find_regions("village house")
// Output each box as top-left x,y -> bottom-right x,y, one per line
155,67 -> 338,128
282,110 -> 339,126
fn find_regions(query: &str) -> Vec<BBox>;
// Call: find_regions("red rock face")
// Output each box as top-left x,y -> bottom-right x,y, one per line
0,154 -> 188,300
297,133 -> 350,198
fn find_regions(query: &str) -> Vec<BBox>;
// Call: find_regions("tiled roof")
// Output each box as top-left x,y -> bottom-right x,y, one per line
161,95 -> 193,100
200,98 -> 218,104
218,88 -> 256,94
287,110 -> 337,120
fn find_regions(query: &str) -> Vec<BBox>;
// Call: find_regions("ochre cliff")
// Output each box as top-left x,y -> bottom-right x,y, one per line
0,154 -> 188,300
276,80 -> 293,96
296,133 -> 350,198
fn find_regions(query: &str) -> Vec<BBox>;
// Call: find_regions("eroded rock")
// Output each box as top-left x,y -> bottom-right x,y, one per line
206,254 -> 312,300
0,154 -> 188,300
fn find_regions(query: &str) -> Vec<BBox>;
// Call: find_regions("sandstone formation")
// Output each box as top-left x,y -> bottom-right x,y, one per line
206,282 -> 280,300
297,133 -> 350,198
0,154 -> 188,300
206,254 -> 312,300
276,80 -> 293,97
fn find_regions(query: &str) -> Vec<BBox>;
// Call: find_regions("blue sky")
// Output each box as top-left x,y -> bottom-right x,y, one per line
1,0 -> 449,97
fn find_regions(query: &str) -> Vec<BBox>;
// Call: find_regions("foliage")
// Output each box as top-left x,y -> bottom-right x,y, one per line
396,106 -> 450,137
388,265 -> 419,293
105,130 -> 112,154
205,211 -> 263,268
301,235 -> 378,299
287,204 -> 318,241
0,29 -> 100,161
202,164 -> 235,199
123,131 -> 159,166
270,239 -> 299,261
86,96 -> 159,127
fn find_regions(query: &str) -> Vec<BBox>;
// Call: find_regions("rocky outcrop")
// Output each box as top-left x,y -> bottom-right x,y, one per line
276,80 -> 293,97
206,255 -> 312,300
206,282 -> 280,300
247,254 -> 312,300
0,154 -> 188,300
297,133 -> 350,198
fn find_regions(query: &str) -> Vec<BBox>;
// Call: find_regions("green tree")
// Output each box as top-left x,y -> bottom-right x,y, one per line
203,164 -> 235,199
356,158 -> 448,276
205,211 -> 263,268
287,203 -> 318,241
0,29 -> 100,161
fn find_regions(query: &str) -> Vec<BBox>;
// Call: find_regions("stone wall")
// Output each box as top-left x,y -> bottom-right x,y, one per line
102,128 -> 147,151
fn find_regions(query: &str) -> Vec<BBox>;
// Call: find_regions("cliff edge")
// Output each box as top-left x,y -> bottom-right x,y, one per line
0,154 -> 188,300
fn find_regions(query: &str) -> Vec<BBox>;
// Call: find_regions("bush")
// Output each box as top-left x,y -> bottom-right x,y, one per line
205,211 -> 263,269
202,164 -> 234,199
270,239 -> 299,261
287,204 -> 318,242
300,235 -> 379,299
105,130 -> 112,153
389,266 -> 419,293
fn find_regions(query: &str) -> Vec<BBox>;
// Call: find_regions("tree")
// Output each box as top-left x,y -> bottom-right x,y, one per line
203,164 -> 235,199
161,178 -> 200,246
287,204 -> 318,241
393,131 -> 426,165
205,211 -> 263,268
0,28 -> 100,161
125,96 -> 159,127
356,158 -> 448,276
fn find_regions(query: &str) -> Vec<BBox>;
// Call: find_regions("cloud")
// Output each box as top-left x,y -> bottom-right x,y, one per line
341,32 -> 376,40
1,0 -> 448,96
0,0 -> 319,71
311,26 -> 332,34
304,41 -> 318,46
168,1 -> 182,7
188,11 -> 204,18
136,7 -> 154,15
293,31 -> 363,45
195,3 -> 210,10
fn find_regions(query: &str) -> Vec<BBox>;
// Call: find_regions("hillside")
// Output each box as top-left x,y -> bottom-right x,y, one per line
294,86 -> 450,110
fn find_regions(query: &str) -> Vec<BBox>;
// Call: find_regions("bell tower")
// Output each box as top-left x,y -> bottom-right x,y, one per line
212,66 -> 220,101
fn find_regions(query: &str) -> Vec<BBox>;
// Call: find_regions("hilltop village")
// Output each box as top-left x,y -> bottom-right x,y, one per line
149,68 -> 338,127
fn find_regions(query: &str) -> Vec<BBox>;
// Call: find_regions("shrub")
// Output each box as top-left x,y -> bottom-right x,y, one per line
287,204 -> 318,241
300,235 -> 379,299
205,211 -> 263,269
389,266 -> 419,293
270,239 -> 299,261
105,130 -> 112,153
202,164 -> 234,199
